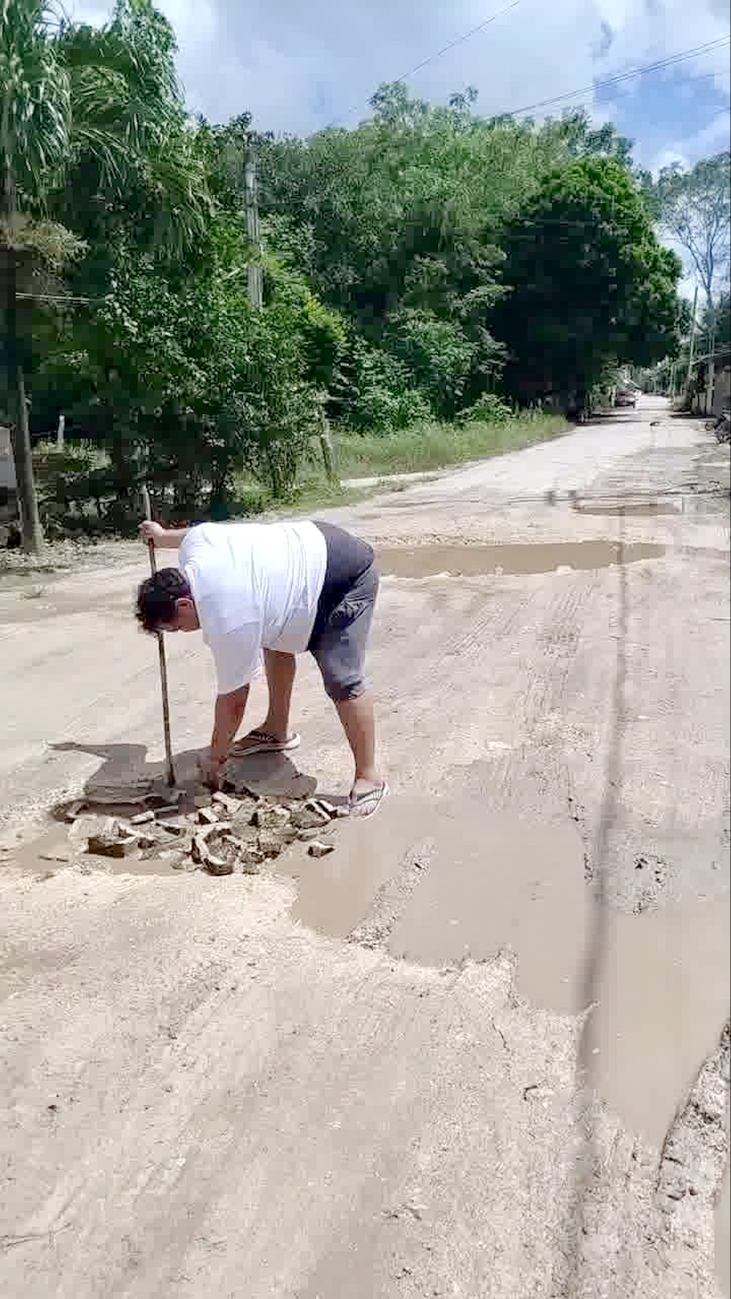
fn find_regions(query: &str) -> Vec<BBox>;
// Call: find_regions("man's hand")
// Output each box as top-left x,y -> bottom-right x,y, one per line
139,520 -> 165,546
197,750 -> 227,790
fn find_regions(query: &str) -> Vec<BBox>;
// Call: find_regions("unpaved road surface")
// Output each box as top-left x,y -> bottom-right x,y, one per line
1,399 -> 729,1297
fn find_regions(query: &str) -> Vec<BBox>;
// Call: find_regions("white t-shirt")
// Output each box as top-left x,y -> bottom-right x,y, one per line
179,521 -> 327,695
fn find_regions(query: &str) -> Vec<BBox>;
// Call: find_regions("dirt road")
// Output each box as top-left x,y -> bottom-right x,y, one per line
1,399 -> 729,1297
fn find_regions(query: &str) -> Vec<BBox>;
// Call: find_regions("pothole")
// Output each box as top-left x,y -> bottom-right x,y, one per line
5,787 -> 340,880
377,540 -> 665,578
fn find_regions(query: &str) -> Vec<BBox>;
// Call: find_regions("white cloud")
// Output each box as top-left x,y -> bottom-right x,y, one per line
68,0 -> 730,154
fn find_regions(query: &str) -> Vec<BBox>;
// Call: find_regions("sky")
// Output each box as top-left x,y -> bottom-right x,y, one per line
70,0 -> 729,297
69,0 -> 730,173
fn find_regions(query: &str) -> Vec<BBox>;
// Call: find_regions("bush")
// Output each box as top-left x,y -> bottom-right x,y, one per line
456,393 -> 513,425
383,309 -> 474,418
340,340 -> 433,432
32,440 -> 110,529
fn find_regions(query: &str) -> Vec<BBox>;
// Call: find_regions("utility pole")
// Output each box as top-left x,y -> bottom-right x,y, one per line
705,322 -> 716,416
243,135 -> 263,309
683,285 -> 699,406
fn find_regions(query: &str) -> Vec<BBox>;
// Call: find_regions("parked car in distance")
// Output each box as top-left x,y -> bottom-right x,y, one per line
615,389 -> 637,408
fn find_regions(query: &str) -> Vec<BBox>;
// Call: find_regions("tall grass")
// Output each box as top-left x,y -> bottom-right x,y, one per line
333,413 -> 567,479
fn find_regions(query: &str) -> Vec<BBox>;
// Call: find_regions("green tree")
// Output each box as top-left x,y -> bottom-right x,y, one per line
383,308 -> 474,418
642,153 -> 730,312
1,0 -> 208,551
496,157 -> 682,409
47,217 -> 344,511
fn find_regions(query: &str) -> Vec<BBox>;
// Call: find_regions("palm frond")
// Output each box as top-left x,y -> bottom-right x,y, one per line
0,0 -> 71,207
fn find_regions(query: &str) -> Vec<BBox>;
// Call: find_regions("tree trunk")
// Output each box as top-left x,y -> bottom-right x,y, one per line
209,469 -> 229,520
1,142 -> 44,554
9,366 -> 43,553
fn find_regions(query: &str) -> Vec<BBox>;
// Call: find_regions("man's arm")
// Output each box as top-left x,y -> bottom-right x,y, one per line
201,685 -> 250,785
139,521 -> 190,550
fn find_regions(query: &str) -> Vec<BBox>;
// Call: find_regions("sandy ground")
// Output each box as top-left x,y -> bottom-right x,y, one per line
0,398 -> 729,1297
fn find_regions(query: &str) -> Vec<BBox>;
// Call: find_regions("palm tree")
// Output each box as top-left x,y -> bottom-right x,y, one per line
1,0 -> 208,552
1,0 -> 69,551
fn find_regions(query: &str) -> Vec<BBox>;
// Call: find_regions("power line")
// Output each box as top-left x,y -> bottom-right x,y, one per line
325,0 -> 521,128
502,35 -> 731,120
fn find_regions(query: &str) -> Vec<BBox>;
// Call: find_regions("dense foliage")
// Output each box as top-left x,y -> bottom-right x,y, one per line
1,0 -> 693,548
641,152 -> 730,313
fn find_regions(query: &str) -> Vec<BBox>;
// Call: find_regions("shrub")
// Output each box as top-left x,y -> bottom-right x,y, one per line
456,393 -> 513,425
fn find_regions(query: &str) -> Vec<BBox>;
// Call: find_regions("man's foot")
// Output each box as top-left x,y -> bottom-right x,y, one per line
349,779 -> 389,820
229,729 -> 301,757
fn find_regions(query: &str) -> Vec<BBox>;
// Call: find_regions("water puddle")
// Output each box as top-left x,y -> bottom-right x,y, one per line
377,540 -> 665,578
574,500 -> 681,517
6,824 -> 185,878
283,794 -> 730,1179
387,804 -> 729,1152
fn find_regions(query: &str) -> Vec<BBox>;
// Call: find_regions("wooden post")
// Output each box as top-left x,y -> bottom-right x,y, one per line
142,486 -> 176,787
318,409 -> 338,483
243,139 -> 263,310
56,413 -> 65,450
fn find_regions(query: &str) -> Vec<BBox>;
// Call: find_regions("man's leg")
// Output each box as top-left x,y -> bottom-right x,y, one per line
335,692 -> 378,780
334,692 -> 385,817
261,650 -> 297,739
230,650 -> 298,753
310,564 -> 387,817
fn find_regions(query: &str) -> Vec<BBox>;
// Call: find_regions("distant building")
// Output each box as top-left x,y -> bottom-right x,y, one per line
691,349 -> 731,418
0,426 -> 17,514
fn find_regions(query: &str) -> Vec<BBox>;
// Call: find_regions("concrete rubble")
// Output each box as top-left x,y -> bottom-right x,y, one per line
70,786 -> 343,877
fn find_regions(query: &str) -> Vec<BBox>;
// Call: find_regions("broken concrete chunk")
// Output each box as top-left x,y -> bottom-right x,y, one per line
308,840 -> 335,858
297,827 -> 323,842
160,819 -> 188,837
256,830 -> 286,859
198,807 -> 219,826
88,832 -> 138,859
136,833 -> 161,851
130,810 -> 156,826
63,799 -> 86,822
236,846 -> 264,875
211,792 -> 237,815
191,834 -> 208,865
252,803 -> 292,831
204,853 -> 234,877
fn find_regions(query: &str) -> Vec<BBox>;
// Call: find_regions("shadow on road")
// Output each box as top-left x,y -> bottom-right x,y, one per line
49,740 -> 318,814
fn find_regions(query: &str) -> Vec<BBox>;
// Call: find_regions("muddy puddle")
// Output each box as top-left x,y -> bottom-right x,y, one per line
377,540 -> 665,578
573,500 -> 681,517
283,794 -> 730,1190
7,824 -> 185,877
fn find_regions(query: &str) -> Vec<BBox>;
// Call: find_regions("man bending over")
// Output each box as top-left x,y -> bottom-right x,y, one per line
136,518 -> 387,818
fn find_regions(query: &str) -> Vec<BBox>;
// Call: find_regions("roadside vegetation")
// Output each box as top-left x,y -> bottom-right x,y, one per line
2,0 -> 726,552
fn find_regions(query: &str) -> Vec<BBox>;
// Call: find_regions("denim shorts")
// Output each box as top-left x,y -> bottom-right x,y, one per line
308,561 -> 378,701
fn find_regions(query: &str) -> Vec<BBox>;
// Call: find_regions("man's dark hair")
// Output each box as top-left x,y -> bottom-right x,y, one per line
136,568 -> 191,634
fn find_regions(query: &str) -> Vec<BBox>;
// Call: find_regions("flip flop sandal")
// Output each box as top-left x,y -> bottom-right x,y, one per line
348,780 -> 389,820
229,730 -> 301,757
